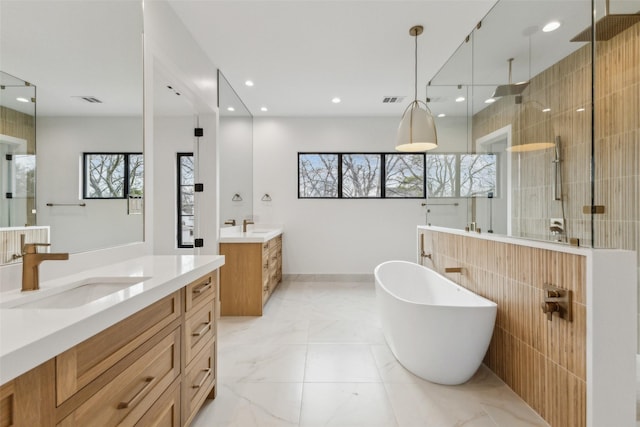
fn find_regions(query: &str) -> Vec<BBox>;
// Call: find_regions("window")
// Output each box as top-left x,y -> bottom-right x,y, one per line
177,153 -> 194,248
298,154 -> 338,197
342,154 -> 381,198
298,153 -> 426,199
460,154 -> 496,197
298,152 -> 496,199
385,154 -> 426,198
83,153 -> 143,199
426,154 -> 457,197
426,153 -> 497,198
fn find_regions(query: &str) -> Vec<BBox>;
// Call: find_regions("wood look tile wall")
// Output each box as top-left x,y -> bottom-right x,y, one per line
473,23 -> 640,348
0,227 -> 49,265
1,106 -> 37,227
420,229 -> 586,427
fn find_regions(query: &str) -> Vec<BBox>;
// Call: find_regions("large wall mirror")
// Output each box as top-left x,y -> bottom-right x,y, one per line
0,0 -> 144,262
218,71 -> 253,228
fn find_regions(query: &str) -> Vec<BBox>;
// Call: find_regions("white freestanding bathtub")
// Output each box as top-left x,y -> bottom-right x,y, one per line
374,260 -> 497,385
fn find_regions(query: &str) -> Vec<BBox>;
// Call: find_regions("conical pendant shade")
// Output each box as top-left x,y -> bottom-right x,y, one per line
395,100 -> 438,152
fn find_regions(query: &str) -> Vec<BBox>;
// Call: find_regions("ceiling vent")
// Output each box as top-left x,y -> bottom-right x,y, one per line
382,96 -> 405,104
72,96 -> 103,103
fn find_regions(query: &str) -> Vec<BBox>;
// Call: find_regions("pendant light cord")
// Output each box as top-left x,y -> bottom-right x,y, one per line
414,30 -> 418,101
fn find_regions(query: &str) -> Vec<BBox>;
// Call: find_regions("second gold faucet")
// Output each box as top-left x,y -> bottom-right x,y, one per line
242,219 -> 254,233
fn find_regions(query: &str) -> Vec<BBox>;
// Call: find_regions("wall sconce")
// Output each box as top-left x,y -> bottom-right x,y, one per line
261,194 -> 272,201
232,193 -> 243,201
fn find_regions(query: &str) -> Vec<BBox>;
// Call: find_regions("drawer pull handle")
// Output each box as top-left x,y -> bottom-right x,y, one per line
192,321 -> 212,337
193,280 -> 212,295
118,376 -> 155,409
193,368 -> 212,389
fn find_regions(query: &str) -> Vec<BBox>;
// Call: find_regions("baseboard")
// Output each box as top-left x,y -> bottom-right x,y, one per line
283,274 -> 373,283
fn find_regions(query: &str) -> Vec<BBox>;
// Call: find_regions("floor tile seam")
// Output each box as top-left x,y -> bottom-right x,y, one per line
217,381 -> 305,425
306,342 -> 381,346
301,380 -> 385,384
379,380 -> 406,427
480,400 -> 551,427
217,380 -> 306,385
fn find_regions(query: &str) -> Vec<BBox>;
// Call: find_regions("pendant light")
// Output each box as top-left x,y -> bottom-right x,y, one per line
395,25 -> 438,152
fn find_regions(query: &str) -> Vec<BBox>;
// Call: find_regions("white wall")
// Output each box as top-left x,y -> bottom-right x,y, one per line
219,116 -> 253,226
253,116 -> 471,275
36,116 -> 143,253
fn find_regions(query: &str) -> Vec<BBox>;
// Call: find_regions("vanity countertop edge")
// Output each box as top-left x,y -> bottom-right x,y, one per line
0,254 -> 225,385
219,227 -> 283,243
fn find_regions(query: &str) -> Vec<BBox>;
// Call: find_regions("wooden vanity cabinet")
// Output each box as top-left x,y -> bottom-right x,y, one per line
57,327 -> 182,426
0,270 -> 218,427
56,291 -> 182,406
181,272 -> 217,426
0,360 -> 56,426
220,234 -> 282,316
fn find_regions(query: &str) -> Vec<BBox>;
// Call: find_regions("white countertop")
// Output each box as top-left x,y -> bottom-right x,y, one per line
418,225 -> 591,255
0,254 -> 224,385
219,226 -> 283,243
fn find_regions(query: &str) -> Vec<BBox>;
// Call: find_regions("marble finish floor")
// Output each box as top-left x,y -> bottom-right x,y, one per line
192,277 -> 549,427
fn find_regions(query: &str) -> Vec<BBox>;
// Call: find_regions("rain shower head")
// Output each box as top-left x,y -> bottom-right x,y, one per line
492,58 -> 529,98
492,81 -> 530,97
571,0 -> 640,41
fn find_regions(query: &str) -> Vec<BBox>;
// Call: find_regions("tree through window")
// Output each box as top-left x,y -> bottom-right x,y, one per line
83,153 -> 144,199
298,153 -> 426,199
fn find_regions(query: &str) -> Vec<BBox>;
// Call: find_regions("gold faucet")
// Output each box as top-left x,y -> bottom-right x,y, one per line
242,219 -> 254,233
21,238 -> 69,292
224,219 -> 236,226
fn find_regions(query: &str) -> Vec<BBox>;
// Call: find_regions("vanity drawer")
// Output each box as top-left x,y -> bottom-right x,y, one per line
57,327 -> 181,427
183,339 -> 216,426
184,301 -> 215,366
185,273 -> 216,313
0,381 -> 14,427
56,291 -> 182,405
134,378 -> 181,427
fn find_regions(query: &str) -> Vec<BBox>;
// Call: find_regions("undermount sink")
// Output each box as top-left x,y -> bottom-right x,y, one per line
2,276 -> 150,309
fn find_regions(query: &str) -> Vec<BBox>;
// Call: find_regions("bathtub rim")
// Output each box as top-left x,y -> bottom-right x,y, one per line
374,260 -> 497,309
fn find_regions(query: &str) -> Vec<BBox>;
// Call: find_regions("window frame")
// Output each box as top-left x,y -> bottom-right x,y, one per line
297,152 -> 427,199
177,152 -> 195,249
82,152 -> 143,200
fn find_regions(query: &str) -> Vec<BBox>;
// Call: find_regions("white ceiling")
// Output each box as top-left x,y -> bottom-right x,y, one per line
2,1 -> 637,119
168,0 -> 640,118
168,0 -> 498,117
0,1 -> 143,117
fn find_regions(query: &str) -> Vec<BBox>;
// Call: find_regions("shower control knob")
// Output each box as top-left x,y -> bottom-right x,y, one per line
541,301 -> 560,321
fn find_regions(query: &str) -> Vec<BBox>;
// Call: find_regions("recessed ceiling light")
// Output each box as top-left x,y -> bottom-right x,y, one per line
16,97 -> 29,103
485,98 -> 496,104
260,107 -> 268,112
227,106 -> 235,112
455,96 -> 465,103
542,108 -> 551,112
332,97 -> 341,104
576,107 -> 585,112
437,113 -> 446,118
245,80 -> 254,87
542,21 -> 561,32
